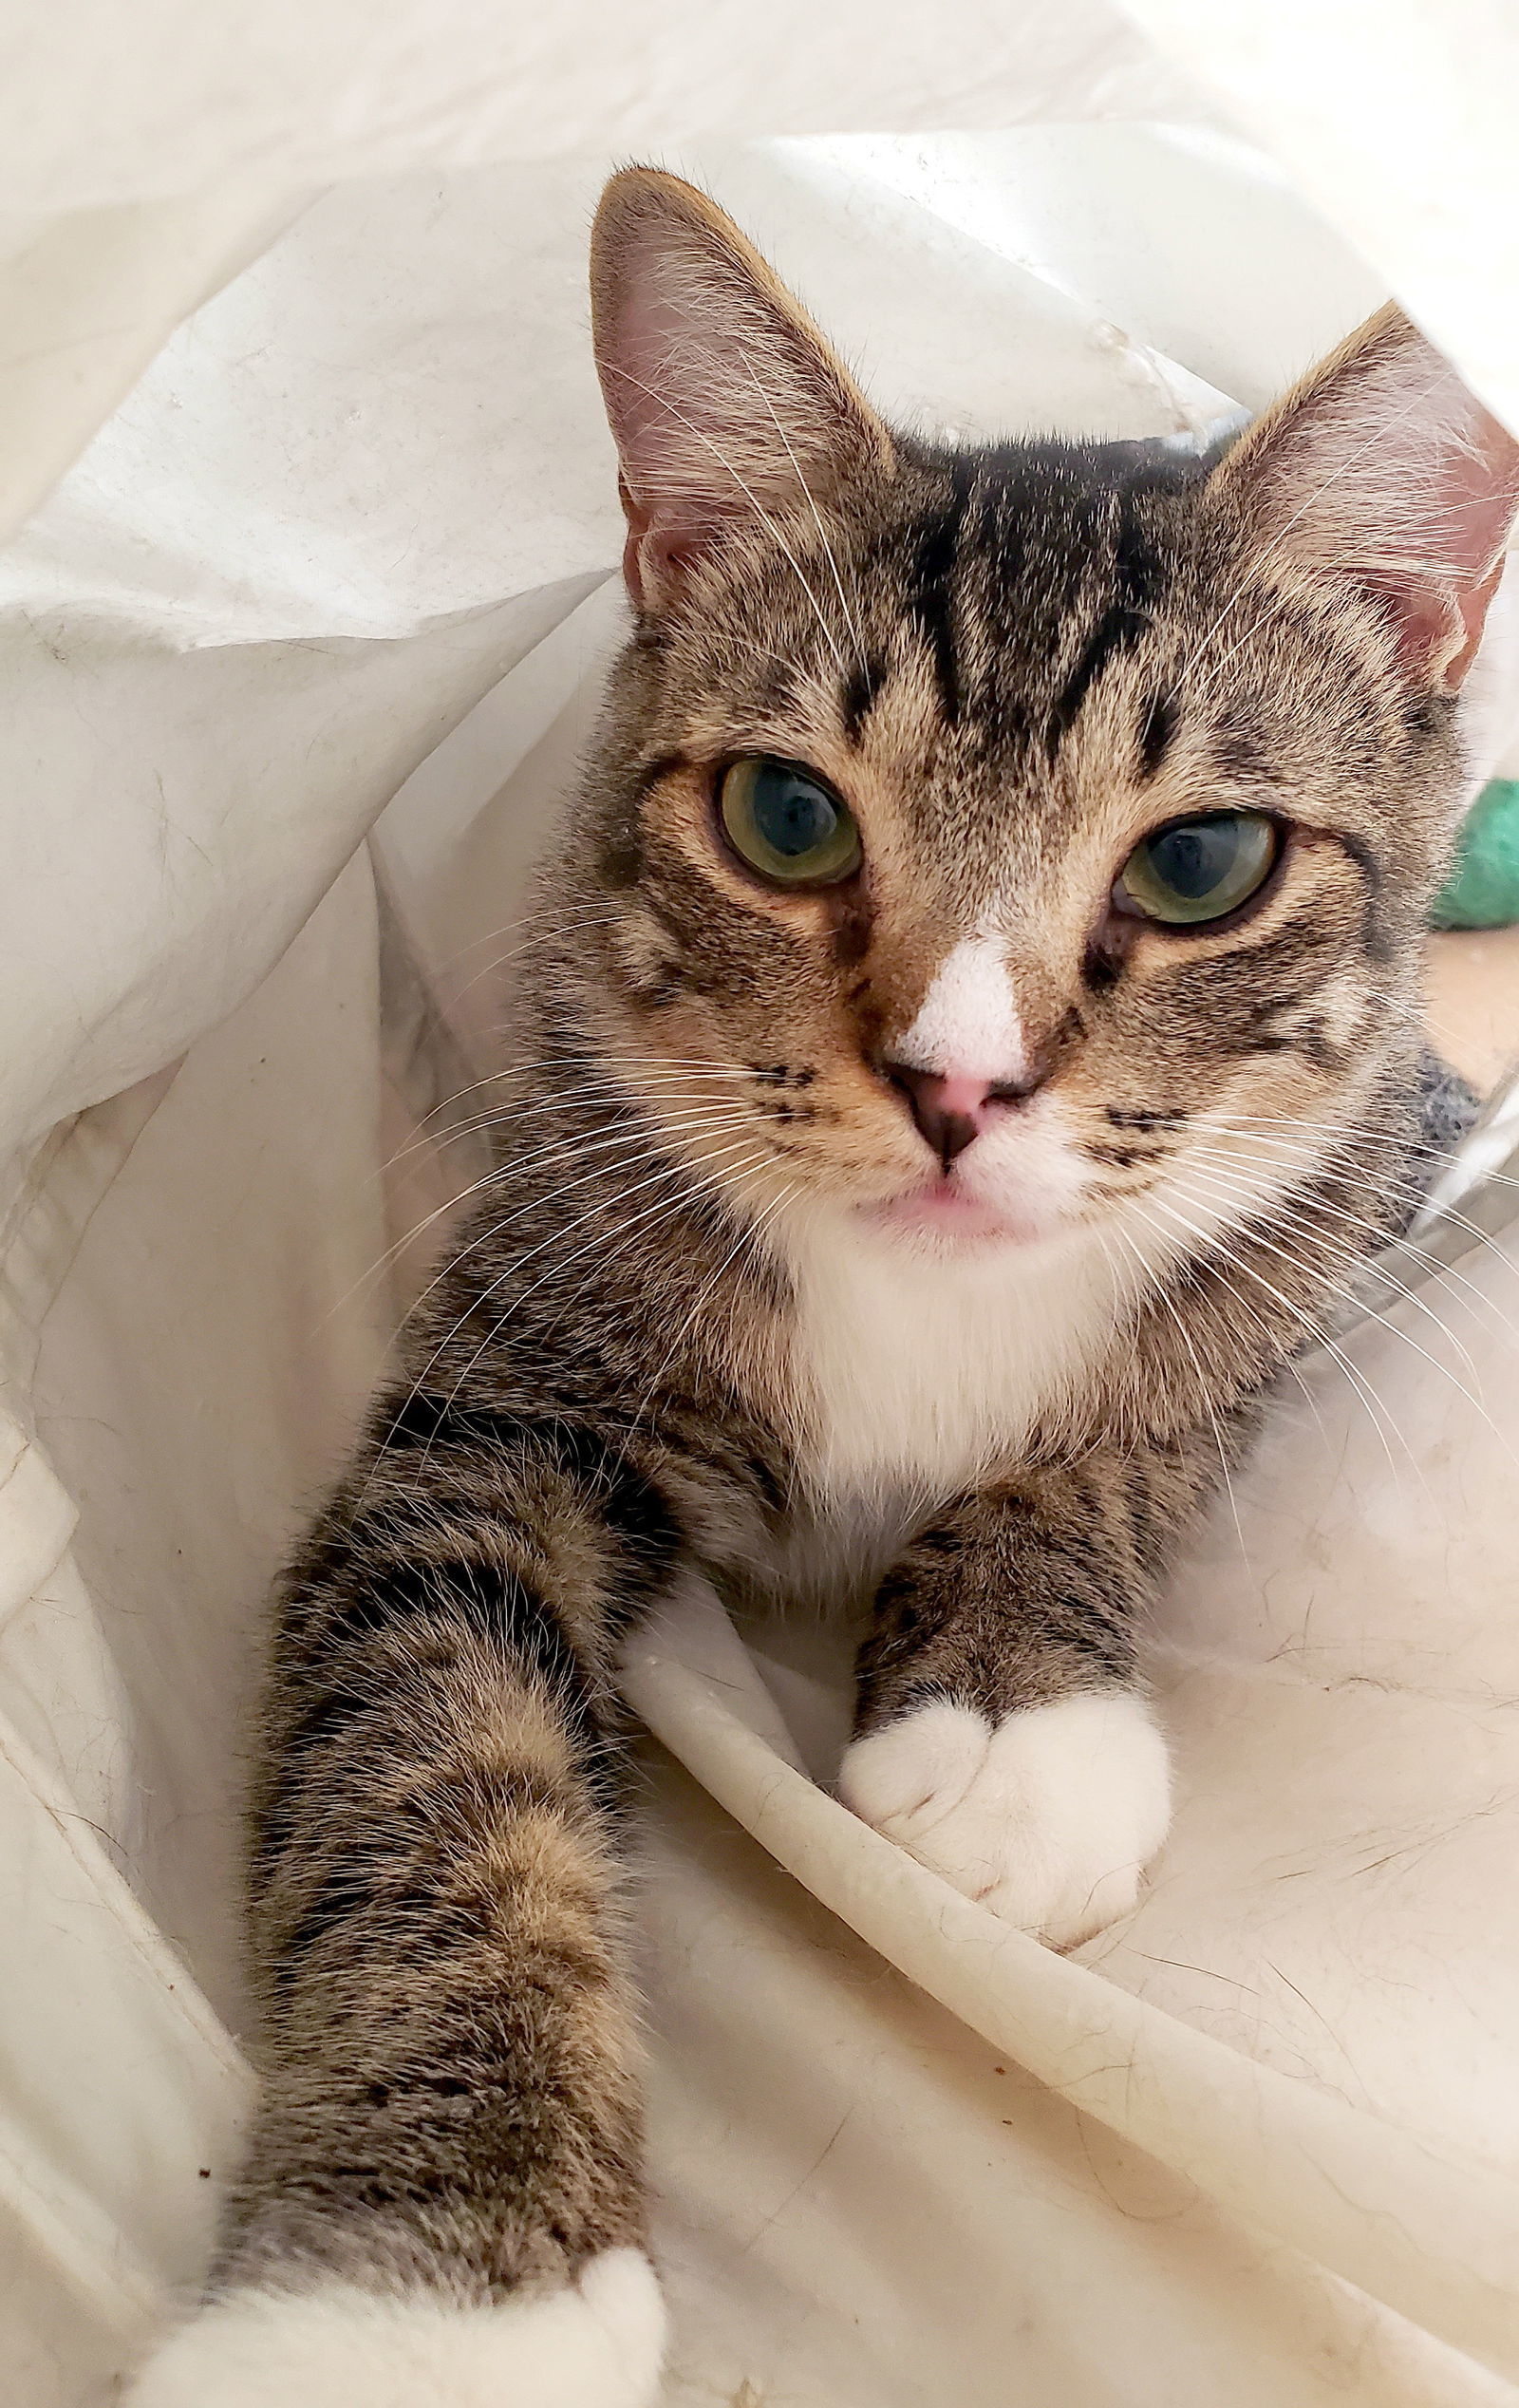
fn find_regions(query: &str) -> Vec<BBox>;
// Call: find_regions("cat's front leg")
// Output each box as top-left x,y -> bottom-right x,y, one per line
838,1454 -> 1190,1947
126,1402 -> 682,2408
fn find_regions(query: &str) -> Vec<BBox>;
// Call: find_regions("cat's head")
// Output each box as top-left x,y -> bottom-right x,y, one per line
563,167 -> 1519,1263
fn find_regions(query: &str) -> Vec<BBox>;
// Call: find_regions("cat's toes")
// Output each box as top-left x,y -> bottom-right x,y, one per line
125,2248 -> 666,2407
838,1693 -> 1172,1948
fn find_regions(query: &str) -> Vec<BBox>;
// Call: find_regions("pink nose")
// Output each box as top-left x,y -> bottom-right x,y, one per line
887,1065 -> 1041,1169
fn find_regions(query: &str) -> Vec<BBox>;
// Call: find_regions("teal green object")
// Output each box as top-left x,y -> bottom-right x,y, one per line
1432,778 -> 1519,930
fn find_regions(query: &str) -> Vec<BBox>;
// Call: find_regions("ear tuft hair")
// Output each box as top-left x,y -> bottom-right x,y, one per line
590,168 -> 893,612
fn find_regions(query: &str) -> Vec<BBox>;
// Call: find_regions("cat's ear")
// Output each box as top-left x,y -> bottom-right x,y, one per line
591,167 -> 893,612
1211,305 -> 1519,693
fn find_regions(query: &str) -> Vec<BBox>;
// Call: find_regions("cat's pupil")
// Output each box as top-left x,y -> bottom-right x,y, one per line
1149,816 -> 1240,899
754,764 -> 837,856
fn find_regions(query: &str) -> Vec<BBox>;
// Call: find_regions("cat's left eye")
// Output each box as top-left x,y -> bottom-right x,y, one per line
719,757 -> 862,886
1116,810 -> 1280,927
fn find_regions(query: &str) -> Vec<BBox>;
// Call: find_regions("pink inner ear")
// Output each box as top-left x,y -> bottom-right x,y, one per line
1229,323 -> 1519,698
601,276 -> 753,608
615,465 -> 721,611
1448,557 -> 1508,688
594,190 -> 887,616
1376,574 -> 1469,691
602,286 -> 696,467
620,510 -> 707,612
1379,557 -> 1505,693
616,476 -> 696,613
605,276 -> 750,485
1364,391 -> 1519,691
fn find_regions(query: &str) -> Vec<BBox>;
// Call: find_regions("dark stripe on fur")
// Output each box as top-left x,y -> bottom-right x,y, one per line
908,462 -> 969,722
841,655 -> 883,743
1047,504 -> 1155,754
1332,826 -> 1396,963
1136,691 -> 1175,780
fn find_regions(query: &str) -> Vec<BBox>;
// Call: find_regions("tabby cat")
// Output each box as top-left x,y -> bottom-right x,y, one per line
133,169 -> 1519,2406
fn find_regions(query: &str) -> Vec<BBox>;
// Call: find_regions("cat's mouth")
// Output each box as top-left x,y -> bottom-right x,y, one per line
862,1176 -> 1055,1251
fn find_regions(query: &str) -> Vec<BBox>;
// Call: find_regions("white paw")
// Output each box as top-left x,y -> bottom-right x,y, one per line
839,1694 -> 1172,1947
125,2248 -> 666,2408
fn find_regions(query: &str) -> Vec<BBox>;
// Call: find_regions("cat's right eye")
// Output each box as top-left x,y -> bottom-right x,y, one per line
1115,809 -> 1280,928
718,757 -> 862,886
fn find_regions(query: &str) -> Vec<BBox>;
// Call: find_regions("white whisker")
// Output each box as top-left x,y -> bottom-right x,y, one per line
1140,1190 -> 1420,1492
408,1135 -> 775,1479
1173,1141 -> 1519,1355
346,1104 -> 766,1387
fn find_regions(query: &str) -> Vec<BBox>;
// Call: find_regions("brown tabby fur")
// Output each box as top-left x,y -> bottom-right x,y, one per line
215,171 -> 1509,2313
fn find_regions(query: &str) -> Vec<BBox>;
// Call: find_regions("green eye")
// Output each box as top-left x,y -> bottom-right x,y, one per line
1116,810 -> 1280,926
719,756 -> 861,886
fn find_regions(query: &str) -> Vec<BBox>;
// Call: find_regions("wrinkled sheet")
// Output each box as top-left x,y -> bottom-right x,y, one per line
5,15 -> 1519,2406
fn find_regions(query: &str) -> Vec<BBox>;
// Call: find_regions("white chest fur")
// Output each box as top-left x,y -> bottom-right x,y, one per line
778,1210 -> 1128,1506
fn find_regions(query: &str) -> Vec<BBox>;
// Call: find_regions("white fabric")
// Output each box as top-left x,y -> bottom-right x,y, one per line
4,12 -> 1519,2407
1119,0 -> 1519,438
